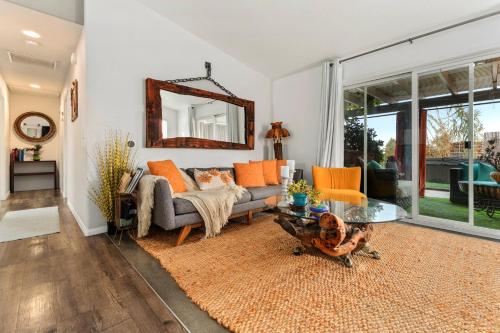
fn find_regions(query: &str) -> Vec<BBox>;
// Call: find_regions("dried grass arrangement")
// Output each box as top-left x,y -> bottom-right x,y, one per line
89,131 -> 135,222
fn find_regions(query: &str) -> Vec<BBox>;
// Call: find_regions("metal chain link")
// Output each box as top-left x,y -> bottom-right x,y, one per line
165,62 -> 237,98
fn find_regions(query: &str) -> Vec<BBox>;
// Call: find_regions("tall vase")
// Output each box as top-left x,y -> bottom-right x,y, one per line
274,142 -> 283,160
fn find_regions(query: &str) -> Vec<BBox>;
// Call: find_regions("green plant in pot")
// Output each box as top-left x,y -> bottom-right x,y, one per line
28,144 -> 43,161
89,130 -> 135,234
479,138 -> 500,183
287,180 -> 310,207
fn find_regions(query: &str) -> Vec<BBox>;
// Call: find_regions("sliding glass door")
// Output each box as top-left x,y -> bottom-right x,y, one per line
473,60 -> 500,230
344,56 -> 500,236
417,65 -> 473,225
343,76 -> 413,213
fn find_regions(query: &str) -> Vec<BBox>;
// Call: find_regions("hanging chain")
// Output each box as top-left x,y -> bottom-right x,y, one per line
165,62 -> 237,98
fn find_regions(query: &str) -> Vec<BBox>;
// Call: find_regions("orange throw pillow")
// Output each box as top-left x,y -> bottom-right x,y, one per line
250,160 -> 279,185
233,162 -> 266,187
276,160 -> 288,184
147,160 -> 187,193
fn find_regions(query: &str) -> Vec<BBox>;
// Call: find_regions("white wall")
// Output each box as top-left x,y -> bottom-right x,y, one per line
70,0 -> 272,233
0,73 -> 9,200
9,93 -> 60,162
343,15 -> 500,86
272,15 -> 500,183
60,31 -> 95,234
272,65 -> 322,182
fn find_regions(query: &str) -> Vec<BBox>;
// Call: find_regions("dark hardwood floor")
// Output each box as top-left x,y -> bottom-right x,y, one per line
0,190 -> 186,333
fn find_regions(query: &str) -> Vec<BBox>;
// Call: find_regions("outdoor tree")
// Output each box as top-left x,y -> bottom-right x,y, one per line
385,138 -> 396,157
344,117 -> 384,162
426,106 -> 484,158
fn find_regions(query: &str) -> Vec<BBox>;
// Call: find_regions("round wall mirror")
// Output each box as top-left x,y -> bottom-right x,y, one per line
14,112 -> 56,143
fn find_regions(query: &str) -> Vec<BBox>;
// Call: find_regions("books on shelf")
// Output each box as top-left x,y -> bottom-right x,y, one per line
125,168 -> 144,193
118,172 -> 132,193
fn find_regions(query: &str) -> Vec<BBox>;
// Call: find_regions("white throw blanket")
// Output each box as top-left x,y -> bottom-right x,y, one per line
174,185 -> 246,238
136,175 -> 246,238
137,175 -> 165,238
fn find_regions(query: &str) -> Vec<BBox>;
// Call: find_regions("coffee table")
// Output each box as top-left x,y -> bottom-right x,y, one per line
272,198 -> 407,267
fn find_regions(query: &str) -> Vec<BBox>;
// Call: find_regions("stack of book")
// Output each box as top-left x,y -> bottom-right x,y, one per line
118,168 -> 144,194
11,148 -> 29,162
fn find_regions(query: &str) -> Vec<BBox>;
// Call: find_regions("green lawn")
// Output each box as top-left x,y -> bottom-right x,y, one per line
419,197 -> 500,230
425,181 -> 450,191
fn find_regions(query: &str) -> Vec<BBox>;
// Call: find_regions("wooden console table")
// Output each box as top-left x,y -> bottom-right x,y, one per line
10,160 -> 58,193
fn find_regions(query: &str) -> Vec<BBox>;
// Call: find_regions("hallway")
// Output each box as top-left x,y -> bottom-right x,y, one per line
0,190 -> 185,332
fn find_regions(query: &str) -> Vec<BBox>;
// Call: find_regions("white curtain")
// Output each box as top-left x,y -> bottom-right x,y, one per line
226,104 -> 239,143
316,59 -> 344,167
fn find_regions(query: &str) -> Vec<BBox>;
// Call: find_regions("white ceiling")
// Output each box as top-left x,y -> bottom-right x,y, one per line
138,0 -> 500,79
0,1 -> 82,96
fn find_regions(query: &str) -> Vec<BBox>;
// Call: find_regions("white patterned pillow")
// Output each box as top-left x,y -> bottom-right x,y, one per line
194,169 -> 235,190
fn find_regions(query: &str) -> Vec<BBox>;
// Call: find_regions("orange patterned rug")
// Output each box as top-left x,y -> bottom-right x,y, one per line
135,216 -> 500,333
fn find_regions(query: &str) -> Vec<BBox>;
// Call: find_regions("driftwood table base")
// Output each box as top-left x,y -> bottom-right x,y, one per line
275,213 -> 380,268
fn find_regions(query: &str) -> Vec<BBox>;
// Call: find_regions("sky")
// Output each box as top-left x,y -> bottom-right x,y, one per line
366,102 -> 500,147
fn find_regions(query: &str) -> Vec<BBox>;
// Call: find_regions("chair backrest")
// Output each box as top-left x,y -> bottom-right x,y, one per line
312,166 -> 362,191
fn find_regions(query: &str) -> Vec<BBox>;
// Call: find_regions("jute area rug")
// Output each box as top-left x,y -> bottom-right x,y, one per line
136,216 -> 500,333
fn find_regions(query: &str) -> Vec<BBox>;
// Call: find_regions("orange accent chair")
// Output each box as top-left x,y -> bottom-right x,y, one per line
312,166 -> 366,204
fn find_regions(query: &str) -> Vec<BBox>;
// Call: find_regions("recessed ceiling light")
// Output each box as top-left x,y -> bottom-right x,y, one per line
29,84 -> 41,89
25,40 -> 40,46
22,30 -> 41,39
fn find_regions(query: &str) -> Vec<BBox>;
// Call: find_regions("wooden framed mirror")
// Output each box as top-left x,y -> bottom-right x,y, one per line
14,111 -> 56,143
145,78 -> 254,149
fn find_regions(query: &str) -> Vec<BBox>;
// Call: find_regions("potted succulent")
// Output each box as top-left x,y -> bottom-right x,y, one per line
479,138 -> 500,183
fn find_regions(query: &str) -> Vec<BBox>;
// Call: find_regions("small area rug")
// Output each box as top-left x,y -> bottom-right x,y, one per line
0,206 -> 60,242
136,216 -> 500,333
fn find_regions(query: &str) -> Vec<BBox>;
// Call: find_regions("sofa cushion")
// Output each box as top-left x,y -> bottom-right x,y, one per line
234,162 -> 266,187
246,185 -> 281,201
367,160 -> 383,170
148,160 -> 186,193
250,160 -> 279,185
459,162 -> 479,181
173,199 -> 267,229
317,188 -> 366,205
193,169 -> 235,190
477,162 -> 496,181
185,167 -> 235,181
173,191 -> 252,215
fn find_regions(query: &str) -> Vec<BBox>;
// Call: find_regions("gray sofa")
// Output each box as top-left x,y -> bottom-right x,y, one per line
152,167 -> 301,245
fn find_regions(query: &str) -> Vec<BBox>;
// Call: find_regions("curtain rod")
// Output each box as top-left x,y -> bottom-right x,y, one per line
339,9 -> 500,64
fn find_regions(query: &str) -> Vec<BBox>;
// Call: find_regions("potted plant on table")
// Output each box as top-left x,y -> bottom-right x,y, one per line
479,138 -> 500,183
287,180 -> 327,211
89,131 -> 135,234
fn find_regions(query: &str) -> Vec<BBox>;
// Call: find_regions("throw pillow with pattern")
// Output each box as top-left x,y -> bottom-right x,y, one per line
194,169 -> 235,190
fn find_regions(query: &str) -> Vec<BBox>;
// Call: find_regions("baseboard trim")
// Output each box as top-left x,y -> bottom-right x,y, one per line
1,191 -> 10,201
67,200 -> 108,236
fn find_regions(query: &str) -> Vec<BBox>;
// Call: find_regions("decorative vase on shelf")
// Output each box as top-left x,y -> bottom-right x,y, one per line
292,193 -> 308,207
491,171 -> 500,184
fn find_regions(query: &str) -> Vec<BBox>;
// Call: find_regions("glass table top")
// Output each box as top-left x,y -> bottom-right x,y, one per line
273,198 -> 407,224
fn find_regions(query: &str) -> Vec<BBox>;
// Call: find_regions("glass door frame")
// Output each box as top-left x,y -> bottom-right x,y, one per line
411,64 -> 475,222
344,55 -> 500,239
411,62 -> 500,239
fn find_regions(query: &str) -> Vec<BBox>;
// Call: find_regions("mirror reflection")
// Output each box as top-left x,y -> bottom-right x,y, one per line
21,115 -> 52,139
160,90 -> 246,144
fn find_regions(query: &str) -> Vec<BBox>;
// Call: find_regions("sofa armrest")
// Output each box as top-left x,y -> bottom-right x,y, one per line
152,179 -> 177,230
